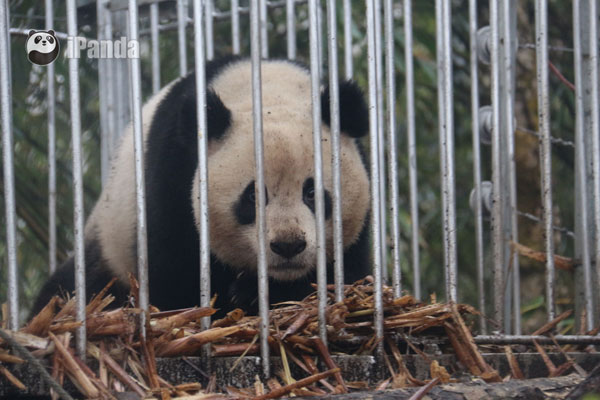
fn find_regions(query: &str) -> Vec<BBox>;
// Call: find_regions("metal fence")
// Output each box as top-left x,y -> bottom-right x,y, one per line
2,0 -> 600,379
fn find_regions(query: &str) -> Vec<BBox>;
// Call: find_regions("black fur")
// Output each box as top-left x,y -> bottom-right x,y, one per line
31,58 -> 370,318
30,234 -> 130,317
234,181 -> 270,225
302,178 -> 332,219
321,80 -> 369,138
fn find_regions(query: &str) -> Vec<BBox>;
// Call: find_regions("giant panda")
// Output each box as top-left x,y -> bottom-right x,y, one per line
31,57 -> 371,317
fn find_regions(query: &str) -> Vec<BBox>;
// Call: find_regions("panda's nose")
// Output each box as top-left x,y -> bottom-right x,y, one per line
270,239 -> 306,258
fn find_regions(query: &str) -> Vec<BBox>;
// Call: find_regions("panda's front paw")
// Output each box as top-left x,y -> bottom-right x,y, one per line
228,271 -> 259,314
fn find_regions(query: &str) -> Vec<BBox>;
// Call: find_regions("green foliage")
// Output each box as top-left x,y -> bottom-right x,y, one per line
582,394 -> 600,400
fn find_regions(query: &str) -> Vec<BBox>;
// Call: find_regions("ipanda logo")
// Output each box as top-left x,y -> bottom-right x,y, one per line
26,30 -> 60,66
66,36 -> 139,59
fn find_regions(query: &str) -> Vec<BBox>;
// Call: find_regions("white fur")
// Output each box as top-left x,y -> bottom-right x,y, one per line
191,61 -> 369,281
85,81 -> 178,283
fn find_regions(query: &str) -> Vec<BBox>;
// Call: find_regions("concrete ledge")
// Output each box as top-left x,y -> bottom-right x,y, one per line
1,353 -> 599,398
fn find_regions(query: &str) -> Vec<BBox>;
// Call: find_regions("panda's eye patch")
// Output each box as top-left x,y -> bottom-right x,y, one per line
245,183 -> 256,203
303,178 -> 332,219
234,180 -> 268,225
34,36 -> 42,44
47,36 -> 54,44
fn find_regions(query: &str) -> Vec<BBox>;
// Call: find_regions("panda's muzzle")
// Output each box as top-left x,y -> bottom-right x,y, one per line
270,239 -> 306,259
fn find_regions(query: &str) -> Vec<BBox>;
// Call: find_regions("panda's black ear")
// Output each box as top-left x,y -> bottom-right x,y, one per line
47,30 -> 55,36
180,88 -> 231,141
321,80 -> 369,138
206,90 -> 231,140
28,30 -> 36,37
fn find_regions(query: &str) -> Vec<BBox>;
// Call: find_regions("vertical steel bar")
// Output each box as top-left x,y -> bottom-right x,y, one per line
535,0 -> 556,322
442,0 -> 457,303
150,2 -> 161,94
384,0 -> 401,297
308,0 -> 328,346
468,0 -> 486,332
260,0 -> 268,59
231,0 -> 240,55
573,0 -> 595,331
103,3 -> 116,161
286,0 -> 296,60
0,0 -> 18,330
374,0 -> 387,284
317,1 -> 324,76
366,0 -> 384,351
326,0 -> 344,304
127,0 -> 149,337
502,0 -> 520,334
404,0 -> 420,300
489,0 -> 505,328
435,0 -> 449,277
112,6 -> 129,146
66,0 -> 87,356
47,0 -> 57,274
436,0 -> 457,303
589,0 -> 600,323
97,0 -> 110,186
178,0 -> 188,76
343,0 -> 352,80
250,0 -> 270,378
192,0 -> 211,338
205,0 -> 214,60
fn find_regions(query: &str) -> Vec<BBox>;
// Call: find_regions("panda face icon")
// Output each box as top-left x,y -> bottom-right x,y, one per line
26,30 -> 59,66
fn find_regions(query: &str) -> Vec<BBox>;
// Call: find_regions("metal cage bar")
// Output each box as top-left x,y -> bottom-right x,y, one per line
178,0 -> 188,76
435,0 -> 448,289
250,0 -> 270,378
468,0 -> 486,333
366,0 -> 385,352
308,0 -> 328,347
589,0 -> 600,321
436,0 -> 457,303
501,0 -> 521,335
535,0 -> 556,322
489,0 -> 506,328
127,0 -> 150,336
260,0 -> 268,59
66,0 -> 87,357
205,0 -> 214,60
325,0 -> 344,304
573,0 -> 595,332
374,0 -> 387,284
98,0 -> 111,185
287,0 -> 296,60
403,0 -> 420,300
150,2 -> 161,94
0,0 -> 18,331
231,0 -> 240,55
384,0 -> 401,297
46,0 -> 57,275
343,0 -> 352,80
192,0 -> 212,343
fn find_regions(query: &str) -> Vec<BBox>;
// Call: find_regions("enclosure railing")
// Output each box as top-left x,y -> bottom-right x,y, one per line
2,0 -> 600,378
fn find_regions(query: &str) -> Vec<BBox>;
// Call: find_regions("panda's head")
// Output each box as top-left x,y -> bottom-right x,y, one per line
26,30 -> 59,66
192,60 -> 370,281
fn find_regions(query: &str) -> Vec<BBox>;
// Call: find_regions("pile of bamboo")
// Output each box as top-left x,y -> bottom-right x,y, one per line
0,276 -> 540,399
